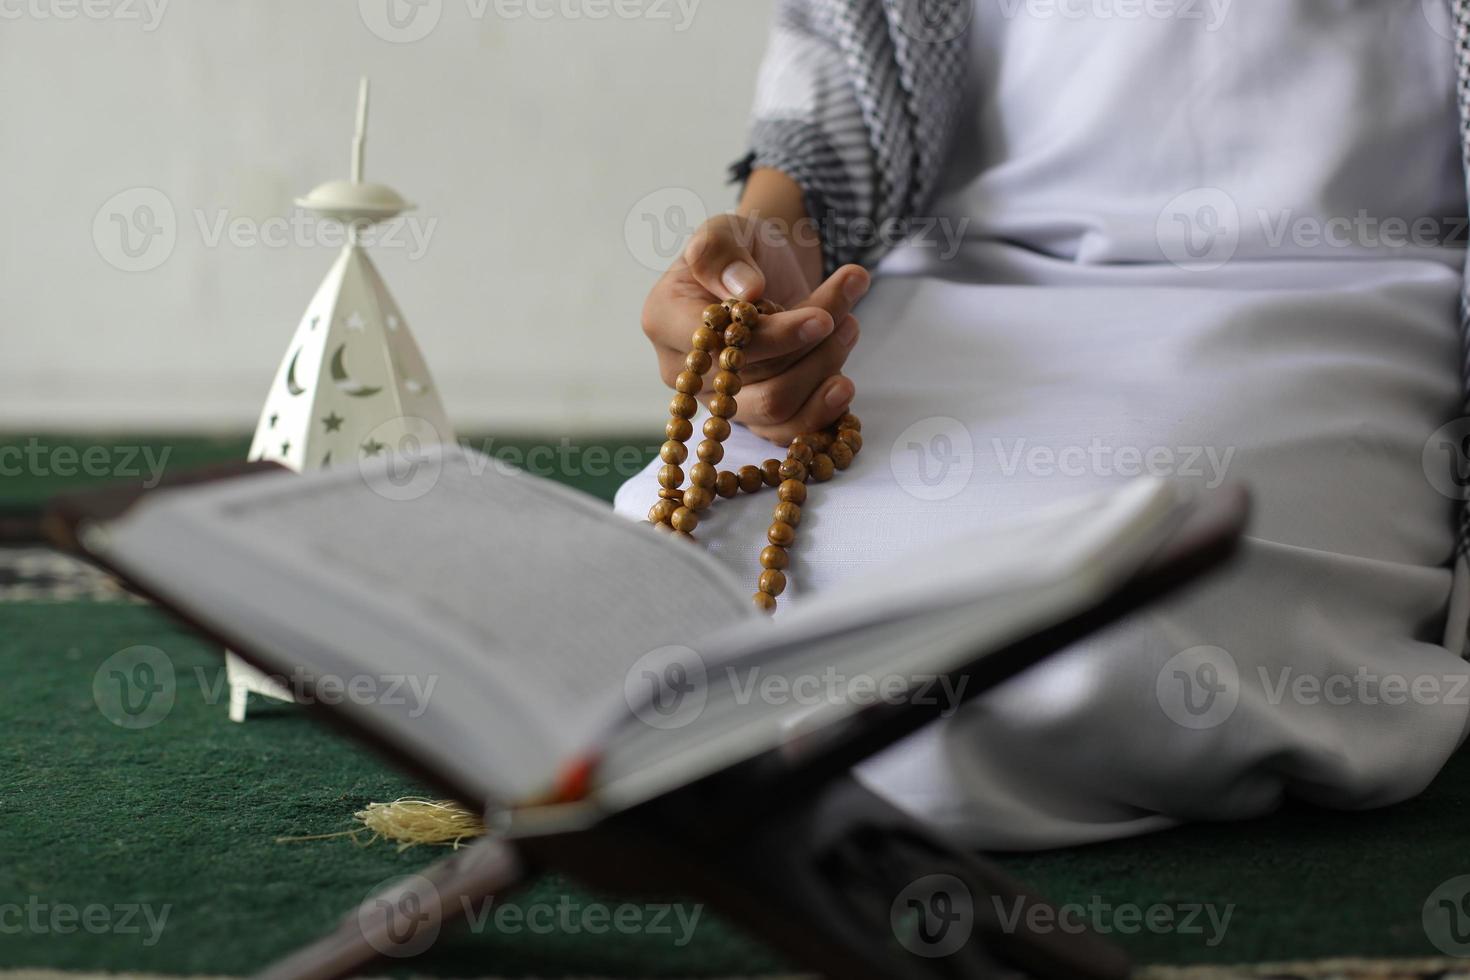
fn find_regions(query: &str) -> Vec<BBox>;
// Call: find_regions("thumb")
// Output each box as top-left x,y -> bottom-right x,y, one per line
683,215 -> 765,301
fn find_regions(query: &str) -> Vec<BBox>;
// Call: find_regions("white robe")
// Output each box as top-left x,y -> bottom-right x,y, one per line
615,0 -> 1470,848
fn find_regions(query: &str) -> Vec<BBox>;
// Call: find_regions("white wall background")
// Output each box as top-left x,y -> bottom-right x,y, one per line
0,0 -> 775,434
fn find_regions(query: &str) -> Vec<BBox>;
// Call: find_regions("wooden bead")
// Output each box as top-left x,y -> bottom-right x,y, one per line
689,462 -> 717,487
683,486 -> 714,512
685,349 -> 712,375
730,301 -> 759,327
691,327 -> 721,352
760,545 -> 789,570
703,416 -> 731,441
709,394 -> 738,419
807,431 -> 834,452
779,458 -> 807,483
650,306 -> 858,614
778,479 -> 807,504
712,371 -> 742,396
767,521 -> 796,547
758,569 -> 787,596
702,304 -> 732,330
723,323 -> 752,349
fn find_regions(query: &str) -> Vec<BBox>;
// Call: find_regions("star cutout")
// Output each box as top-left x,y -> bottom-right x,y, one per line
309,315 -> 320,330
345,311 -> 366,331
268,413 -> 279,429
361,438 -> 385,457
280,441 -> 291,456
322,412 -> 344,433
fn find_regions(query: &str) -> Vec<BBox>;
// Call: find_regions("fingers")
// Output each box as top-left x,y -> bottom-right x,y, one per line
737,264 -> 870,375
739,307 -> 836,365
655,345 -> 693,391
640,268 -> 725,381
682,215 -> 765,301
800,263 -> 870,325
735,315 -> 860,434
643,234 -> 871,413
744,374 -> 857,447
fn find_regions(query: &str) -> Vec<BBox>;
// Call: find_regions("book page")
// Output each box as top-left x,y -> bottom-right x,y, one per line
588,478 -> 1189,812
90,446 -> 753,807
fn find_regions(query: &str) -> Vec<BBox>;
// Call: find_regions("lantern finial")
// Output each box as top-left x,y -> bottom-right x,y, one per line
294,75 -> 411,226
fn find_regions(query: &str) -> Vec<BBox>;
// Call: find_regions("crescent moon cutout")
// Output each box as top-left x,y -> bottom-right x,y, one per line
285,349 -> 307,396
329,344 -> 383,398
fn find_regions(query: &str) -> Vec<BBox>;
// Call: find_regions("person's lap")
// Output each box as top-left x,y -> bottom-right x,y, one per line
614,248 -> 1470,848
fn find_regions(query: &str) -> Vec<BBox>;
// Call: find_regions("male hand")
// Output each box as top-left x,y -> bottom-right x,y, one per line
641,209 -> 869,445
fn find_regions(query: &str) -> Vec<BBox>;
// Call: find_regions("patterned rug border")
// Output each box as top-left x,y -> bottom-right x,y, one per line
0,546 -> 142,604
3,963 -> 1469,980
0,973 -> 815,980
1135,958 -> 1470,979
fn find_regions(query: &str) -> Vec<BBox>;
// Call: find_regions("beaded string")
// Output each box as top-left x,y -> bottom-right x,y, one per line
648,297 -> 864,614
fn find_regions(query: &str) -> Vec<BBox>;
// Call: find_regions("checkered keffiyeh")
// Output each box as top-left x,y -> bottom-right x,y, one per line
741,0 -> 1470,576
737,0 -> 969,271
1452,0 -> 1470,559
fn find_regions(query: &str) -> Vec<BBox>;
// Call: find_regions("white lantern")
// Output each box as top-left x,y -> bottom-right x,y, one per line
226,79 -> 455,722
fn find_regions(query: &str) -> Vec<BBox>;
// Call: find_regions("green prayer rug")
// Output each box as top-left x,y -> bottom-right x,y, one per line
3,434 -> 1470,977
